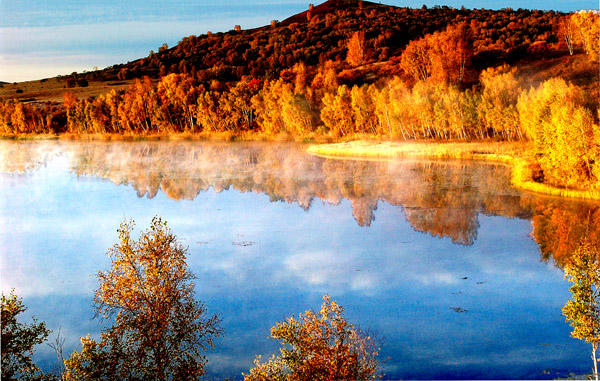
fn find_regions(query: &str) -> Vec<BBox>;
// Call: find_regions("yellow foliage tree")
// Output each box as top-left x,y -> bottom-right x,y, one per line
350,84 -> 378,134
321,85 -> 354,136
571,10 -> 600,60
252,79 -> 289,134
195,91 -> 223,132
477,65 -> 523,140
281,90 -> 314,135
375,77 -> 418,139
518,77 -> 599,188
563,239 -> 600,380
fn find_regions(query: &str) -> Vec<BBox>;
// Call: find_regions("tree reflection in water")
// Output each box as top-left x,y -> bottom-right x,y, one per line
4,139 -> 600,378
2,140 -> 598,265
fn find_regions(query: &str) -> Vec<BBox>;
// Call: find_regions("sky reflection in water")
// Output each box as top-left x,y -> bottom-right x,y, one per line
1,140 -> 598,379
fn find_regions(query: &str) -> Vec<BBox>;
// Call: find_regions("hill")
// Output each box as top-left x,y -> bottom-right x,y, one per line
3,0 -> 596,104
73,1 -> 570,84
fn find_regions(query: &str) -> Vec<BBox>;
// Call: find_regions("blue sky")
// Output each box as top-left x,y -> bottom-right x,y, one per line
1,0 -> 597,82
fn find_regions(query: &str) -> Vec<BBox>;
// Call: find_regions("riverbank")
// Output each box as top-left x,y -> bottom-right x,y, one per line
0,131 -> 338,143
307,140 -> 600,201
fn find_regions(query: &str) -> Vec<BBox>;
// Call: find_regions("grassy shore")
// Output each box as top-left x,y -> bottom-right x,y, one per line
307,140 -> 600,201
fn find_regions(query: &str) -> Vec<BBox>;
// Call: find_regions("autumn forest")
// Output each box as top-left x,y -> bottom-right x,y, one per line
1,0 -> 598,196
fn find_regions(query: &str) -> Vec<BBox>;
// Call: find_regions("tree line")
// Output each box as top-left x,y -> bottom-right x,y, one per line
1,65 -> 598,191
2,218 -> 380,380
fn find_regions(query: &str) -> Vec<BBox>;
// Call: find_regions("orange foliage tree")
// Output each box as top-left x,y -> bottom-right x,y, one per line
347,31 -> 366,67
64,92 -> 88,133
245,295 -> 380,380
400,38 -> 432,82
430,22 -> 474,85
477,65 -> 523,140
156,73 -> 199,131
117,77 -> 159,133
64,218 -> 222,379
558,14 -> 576,55
400,22 -> 473,85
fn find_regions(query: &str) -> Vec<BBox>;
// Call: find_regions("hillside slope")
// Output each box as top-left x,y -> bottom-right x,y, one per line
3,0 -> 591,105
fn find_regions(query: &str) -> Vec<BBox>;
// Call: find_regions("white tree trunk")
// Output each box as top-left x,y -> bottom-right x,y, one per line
593,343 -> 598,381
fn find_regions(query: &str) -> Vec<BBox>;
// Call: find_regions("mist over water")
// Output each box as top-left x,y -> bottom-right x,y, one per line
1,140 -> 598,379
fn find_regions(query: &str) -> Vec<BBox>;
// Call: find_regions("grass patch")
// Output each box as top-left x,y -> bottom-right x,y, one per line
0,78 -> 135,104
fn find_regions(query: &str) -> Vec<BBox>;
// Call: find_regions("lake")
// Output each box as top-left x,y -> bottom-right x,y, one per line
1,140 -> 599,379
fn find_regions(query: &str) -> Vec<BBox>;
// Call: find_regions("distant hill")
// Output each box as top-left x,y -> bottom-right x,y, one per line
74,0 -> 565,85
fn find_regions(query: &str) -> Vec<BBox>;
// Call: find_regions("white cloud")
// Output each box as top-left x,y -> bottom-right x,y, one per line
0,11 -> 288,82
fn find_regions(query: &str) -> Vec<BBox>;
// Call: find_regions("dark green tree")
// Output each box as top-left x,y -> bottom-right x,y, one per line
1,290 -> 50,380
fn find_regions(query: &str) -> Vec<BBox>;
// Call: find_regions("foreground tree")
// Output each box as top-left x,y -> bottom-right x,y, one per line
65,217 -> 222,380
1,290 -> 50,380
563,239 -> 600,380
245,295 -> 380,380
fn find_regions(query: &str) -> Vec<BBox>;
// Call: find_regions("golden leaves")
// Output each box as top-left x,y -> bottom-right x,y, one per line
67,217 -> 222,379
246,294 -> 380,380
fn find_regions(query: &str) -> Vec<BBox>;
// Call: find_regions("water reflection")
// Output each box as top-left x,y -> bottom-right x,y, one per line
2,140 -> 600,379
2,140 -> 597,264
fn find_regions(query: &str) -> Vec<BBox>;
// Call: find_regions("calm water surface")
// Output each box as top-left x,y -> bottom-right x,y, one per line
1,140 -> 599,379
